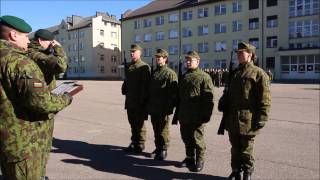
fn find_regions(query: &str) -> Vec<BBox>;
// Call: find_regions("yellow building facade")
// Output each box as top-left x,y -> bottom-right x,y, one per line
121,0 -> 319,80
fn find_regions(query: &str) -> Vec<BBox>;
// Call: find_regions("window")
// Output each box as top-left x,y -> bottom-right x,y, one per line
215,4 -> 226,15
232,20 -> 242,32
183,27 -> 193,37
111,67 -> 117,73
73,44 -> 78,51
215,23 -> 227,33
79,43 -> 85,50
198,42 -> 209,53
80,55 -> 85,62
111,44 -> 117,50
79,32 -> 85,38
298,55 -> 306,72
281,56 -> 290,72
156,31 -> 165,41
233,1 -> 242,12
289,0 -> 320,17
111,32 -> 117,38
143,48 -> 151,57
289,19 -> 319,38
267,15 -> 278,28
100,54 -> 104,61
169,29 -> 178,39
267,36 -> 278,48
68,33 -> 71,40
183,44 -> 193,54
214,59 -> 227,68
100,30 -> 104,36
68,45 -> 71,52
169,13 -> 178,23
111,55 -> 117,62
249,0 -> 259,9
144,33 -> 152,42
249,38 -> 259,48
182,11 -> 192,21
267,0 -> 277,7
214,41 -> 227,52
73,32 -> 78,39
143,19 -> 152,27
134,20 -> 141,29
134,35 -> 140,43
156,16 -> 164,25
100,66 -> 105,73
232,39 -> 242,50
198,25 -> 209,36
198,8 -> 208,18
249,18 -> 259,30
168,45 -> 178,55
266,57 -> 275,69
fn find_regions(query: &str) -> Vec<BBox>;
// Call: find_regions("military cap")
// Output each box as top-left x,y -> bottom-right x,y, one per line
34,29 -> 54,40
236,42 -> 256,52
155,48 -> 168,57
130,44 -> 142,51
185,50 -> 200,60
0,15 -> 32,33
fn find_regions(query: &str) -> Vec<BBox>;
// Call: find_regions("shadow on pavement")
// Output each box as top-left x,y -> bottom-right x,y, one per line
52,138 -> 227,180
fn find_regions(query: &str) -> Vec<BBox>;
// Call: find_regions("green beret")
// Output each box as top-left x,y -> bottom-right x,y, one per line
185,50 -> 200,60
35,29 -> 54,41
236,42 -> 256,52
130,44 -> 142,51
0,15 -> 32,33
155,48 -> 168,57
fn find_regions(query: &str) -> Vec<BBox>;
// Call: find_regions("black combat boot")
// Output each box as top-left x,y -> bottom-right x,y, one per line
186,158 -> 196,172
243,171 -> 252,180
154,150 -> 167,160
227,171 -> 241,180
193,159 -> 204,172
133,143 -> 145,154
123,143 -> 135,153
150,149 -> 159,158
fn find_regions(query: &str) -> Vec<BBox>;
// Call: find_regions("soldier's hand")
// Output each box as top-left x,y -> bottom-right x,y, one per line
64,92 -> 73,105
51,40 -> 61,47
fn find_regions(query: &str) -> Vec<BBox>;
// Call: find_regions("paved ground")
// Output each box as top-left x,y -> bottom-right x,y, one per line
1,81 -> 319,180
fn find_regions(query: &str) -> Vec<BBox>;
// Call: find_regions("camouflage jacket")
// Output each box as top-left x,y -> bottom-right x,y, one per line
225,62 -> 271,135
0,40 -> 70,162
28,40 -> 67,90
147,65 -> 178,115
124,59 -> 151,109
178,68 -> 214,124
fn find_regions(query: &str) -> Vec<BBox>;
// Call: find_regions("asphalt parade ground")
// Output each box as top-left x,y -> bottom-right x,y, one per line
1,81 -> 319,180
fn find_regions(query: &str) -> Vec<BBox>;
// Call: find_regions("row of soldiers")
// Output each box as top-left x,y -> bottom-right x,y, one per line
0,15 -> 72,180
121,42 -> 271,180
202,68 -> 229,87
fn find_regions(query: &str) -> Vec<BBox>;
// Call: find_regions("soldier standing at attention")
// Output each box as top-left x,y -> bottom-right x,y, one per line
147,49 -> 178,160
178,51 -> 214,172
28,29 -> 68,180
0,15 -> 72,180
225,42 -> 271,180
122,44 -> 151,154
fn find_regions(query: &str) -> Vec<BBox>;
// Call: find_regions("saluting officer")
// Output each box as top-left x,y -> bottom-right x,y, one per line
178,51 -> 214,172
225,42 -> 271,180
147,48 -> 178,160
28,29 -> 68,180
122,44 -> 151,154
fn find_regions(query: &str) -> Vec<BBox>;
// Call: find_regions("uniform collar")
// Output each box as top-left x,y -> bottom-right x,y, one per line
0,39 -> 27,55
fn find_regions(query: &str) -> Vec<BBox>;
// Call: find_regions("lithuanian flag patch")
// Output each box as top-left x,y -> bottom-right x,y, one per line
33,82 -> 43,88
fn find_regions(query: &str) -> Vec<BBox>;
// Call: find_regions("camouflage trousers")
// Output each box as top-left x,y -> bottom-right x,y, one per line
127,108 -> 147,145
180,122 -> 206,162
40,118 -> 55,178
228,132 -> 255,172
150,114 -> 170,150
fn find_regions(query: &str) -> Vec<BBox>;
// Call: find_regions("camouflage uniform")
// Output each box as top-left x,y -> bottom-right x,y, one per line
225,61 -> 271,173
123,58 -> 150,150
27,39 -> 67,178
178,67 -> 214,168
0,40 -> 71,179
147,64 -> 178,154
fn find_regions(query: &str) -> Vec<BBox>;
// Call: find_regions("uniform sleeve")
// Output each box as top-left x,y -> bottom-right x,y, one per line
200,74 -> 214,119
15,60 -> 70,114
167,70 -> 178,110
139,64 -> 151,105
29,45 -> 67,74
255,71 -> 271,128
